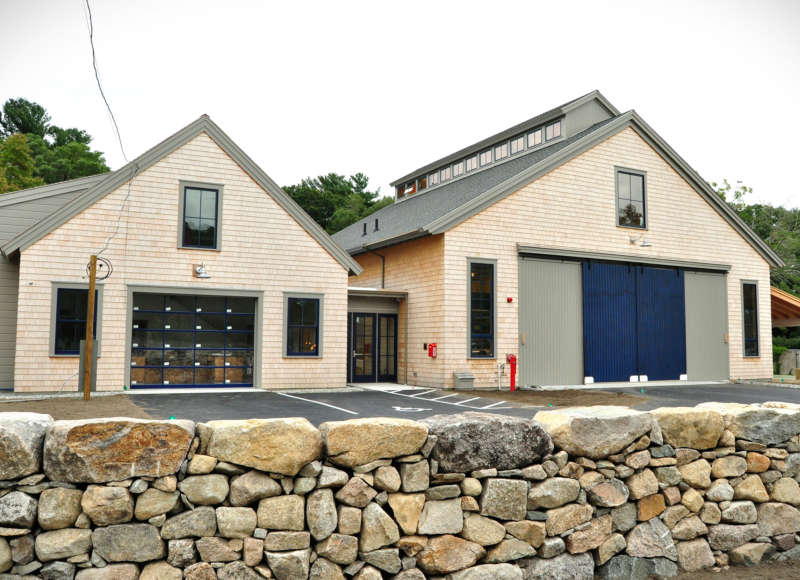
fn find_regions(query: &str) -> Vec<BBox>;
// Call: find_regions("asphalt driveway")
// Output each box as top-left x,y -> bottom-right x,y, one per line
125,382 -> 800,424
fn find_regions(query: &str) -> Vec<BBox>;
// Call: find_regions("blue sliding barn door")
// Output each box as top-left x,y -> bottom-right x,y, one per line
636,266 -> 686,380
583,262 -> 687,382
582,262 -> 638,382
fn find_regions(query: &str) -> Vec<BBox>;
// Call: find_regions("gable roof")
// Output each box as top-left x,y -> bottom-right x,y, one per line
390,90 -> 620,187
0,116 -> 363,275
333,108 -> 783,269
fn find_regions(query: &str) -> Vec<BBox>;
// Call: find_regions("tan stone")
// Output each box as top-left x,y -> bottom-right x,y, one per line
134,489 -> 179,521
203,418 -> 322,476
504,520 -> 546,548
397,535 -> 428,557
772,477 -> 800,505
651,407 -> 723,449
140,561 -> 182,580
320,418 -> 428,468
682,488 -> 704,512
565,515 -> 612,553
663,487 -> 681,506
734,474 -> 769,502
387,493 -> 425,535
746,452 -> 770,473
625,469 -> 658,500
637,494 -> 665,521
187,454 -> 217,475
461,514 -> 506,546
545,503 -> 593,536
81,485 -> 133,526
678,459 -> 712,488
711,455 -> 747,478
415,534 -> 485,575
43,418 -> 194,483
596,533 -> 626,565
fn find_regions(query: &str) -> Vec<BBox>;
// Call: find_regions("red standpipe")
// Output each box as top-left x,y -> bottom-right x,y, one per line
507,354 -> 517,391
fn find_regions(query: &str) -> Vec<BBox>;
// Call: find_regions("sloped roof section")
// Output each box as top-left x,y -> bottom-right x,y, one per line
0,174 -> 110,251
0,116 -> 362,275
334,109 -> 782,268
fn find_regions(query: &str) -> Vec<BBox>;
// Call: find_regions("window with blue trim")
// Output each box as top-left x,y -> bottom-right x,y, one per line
287,297 -> 319,356
470,262 -> 494,357
55,288 -> 97,355
182,187 -> 219,248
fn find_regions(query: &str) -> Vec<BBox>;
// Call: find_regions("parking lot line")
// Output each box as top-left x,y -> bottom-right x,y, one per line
408,389 -> 436,397
480,401 -> 506,409
455,397 -> 480,405
431,394 -> 458,401
276,392 -> 359,415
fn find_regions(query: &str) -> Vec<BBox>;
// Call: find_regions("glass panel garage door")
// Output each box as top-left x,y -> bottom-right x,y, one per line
130,293 -> 256,388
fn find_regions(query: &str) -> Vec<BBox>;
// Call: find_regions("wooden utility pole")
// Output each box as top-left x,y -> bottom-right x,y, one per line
83,255 -> 97,401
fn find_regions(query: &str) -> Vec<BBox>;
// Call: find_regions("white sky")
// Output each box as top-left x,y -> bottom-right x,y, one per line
2,0 -> 799,208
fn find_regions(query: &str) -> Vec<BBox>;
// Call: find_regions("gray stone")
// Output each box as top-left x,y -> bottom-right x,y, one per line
0,492 -> 36,528
39,561 -> 77,580
588,479 -> 629,508
538,537 -> 565,559
9,534 -> 32,565
318,466 -> 349,489
707,523 -> 760,550
309,557 -> 345,580
92,523 -> 164,562
229,470 -> 281,506
184,562 -> 218,580
360,503 -> 400,552
625,518 -> 678,560
204,418 -> 322,476
161,506 -> 216,539
307,489 -> 337,541
218,561 -> 264,580
534,406 -> 652,459
37,487 -> 83,530
417,498 -> 462,535
320,418 -> 428,468
426,484 -> 460,500
335,477 -> 378,508
461,513 -> 506,546
294,476 -> 316,495
216,507 -> 257,538
399,461 -> 429,493
265,548 -> 311,580
43,418 -> 194,483
596,555 -> 677,580
421,412 -> 552,472
263,531 -> 311,551
167,538 -> 197,567
520,552 -> 594,580
449,563 -> 523,580
316,533 -> 358,565
480,478 -> 527,521
257,495 -> 305,531
654,466 -> 682,487
178,474 -> 229,505
722,500 -> 757,524
373,466 -> 401,493
527,477 -> 580,509
35,528 -> 92,561
730,542 -> 775,566
81,485 -> 133,526
360,548 -> 400,573
0,413 -> 52,480
670,515 -> 707,540
706,480 -> 734,502
75,564 -> 139,579
698,402 -> 800,445
757,502 -> 800,536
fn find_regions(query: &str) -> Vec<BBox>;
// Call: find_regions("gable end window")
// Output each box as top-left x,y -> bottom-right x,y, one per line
616,169 -> 646,229
285,294 -> 323,357
180,182 -> 223,249
742,282 -> 759,357
52,286 -> 102,356
469,260 -> 495,358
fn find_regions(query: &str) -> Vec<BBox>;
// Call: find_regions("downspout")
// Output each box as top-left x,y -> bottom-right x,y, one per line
366,248 -> 386,289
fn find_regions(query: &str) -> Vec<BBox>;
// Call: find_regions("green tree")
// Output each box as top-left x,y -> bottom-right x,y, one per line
0,97 -> 109,189
0,134 -> 44,193
284,172 -> 392,234
713,179 -> 800,297
0,98 -> 51,137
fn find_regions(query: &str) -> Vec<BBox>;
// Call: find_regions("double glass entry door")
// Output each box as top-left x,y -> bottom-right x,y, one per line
350,313 -> 397,382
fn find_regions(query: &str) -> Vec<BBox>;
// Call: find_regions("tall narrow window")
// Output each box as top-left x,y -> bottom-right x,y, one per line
479,149 -> 493,166
494,142 -> 509,160
528,128 -> 543,147
469,261 -> 494,358
510,135 -> 525,155
54,288 -> 98,355
182,186 -> 219,249
453,160 -> 465,177
742,282 -> 759,357
616,170 -> 646,228
417,176 -> 427,191
429,172 -> 440,186
287,297 -> 320,356
440,166 -> 452,181
466,156 -> 478,172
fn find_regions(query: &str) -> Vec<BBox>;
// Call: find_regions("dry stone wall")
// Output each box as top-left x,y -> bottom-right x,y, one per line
2,403 -> 800,579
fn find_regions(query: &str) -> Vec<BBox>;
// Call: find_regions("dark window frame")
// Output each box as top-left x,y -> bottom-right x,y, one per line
467,258 -> 496,359
615,167 -> 647,230
284,293 -> 324,358
741,280 -> 760,358
178,181 -> 223,250
51,285 -> 102,356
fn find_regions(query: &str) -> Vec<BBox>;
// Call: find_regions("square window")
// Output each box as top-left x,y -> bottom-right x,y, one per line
54,288 -> 99,355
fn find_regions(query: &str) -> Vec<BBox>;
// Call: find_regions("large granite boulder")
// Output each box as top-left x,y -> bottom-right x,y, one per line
421,412 -> 552,472
697,402 -> 800,445
320,418 -> 428,468
533,407 -> 653,459
91,523 -> 165,562
203,418 -> 322,476
651,407 -> 724,449
43,418 -> 194,483
0,491 -> 36,528
0,413 -> 53,480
